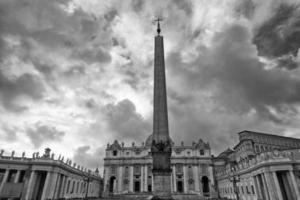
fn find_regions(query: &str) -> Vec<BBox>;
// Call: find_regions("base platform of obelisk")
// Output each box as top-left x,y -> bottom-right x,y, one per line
151,171 -> 173,200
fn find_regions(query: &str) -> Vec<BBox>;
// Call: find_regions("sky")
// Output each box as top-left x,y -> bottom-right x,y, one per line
1,0 -> 300,173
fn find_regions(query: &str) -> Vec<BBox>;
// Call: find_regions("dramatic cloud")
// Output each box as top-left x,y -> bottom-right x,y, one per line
253,3 -> 300,69
1,0 -> 300,170
0,72 -> 45,112
26,123 -> 65,148
73,145 -> 105,170
103,99 -> 151,143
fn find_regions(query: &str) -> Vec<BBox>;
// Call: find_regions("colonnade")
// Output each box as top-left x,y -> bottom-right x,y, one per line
253,170 -> 300,200
0,168 -> 101,199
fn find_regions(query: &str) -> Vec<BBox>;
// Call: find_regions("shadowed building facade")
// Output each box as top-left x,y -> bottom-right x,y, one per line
0,148 -> 102,199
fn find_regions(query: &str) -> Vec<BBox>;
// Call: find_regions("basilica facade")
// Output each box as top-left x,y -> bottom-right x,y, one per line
103,135 -> 217,198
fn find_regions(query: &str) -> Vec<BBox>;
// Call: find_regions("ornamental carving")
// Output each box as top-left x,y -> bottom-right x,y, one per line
151,140 -> 172,153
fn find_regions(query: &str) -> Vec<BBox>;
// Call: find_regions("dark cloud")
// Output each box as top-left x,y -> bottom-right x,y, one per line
275,54 -> 299,70
104,9 -> 118,22
72,48 -> 111,64
0,0 -> 112,67
0,72 -> 45,112
85,98 -> 97,109
131,0 -> 145,13
103,99 -> 151,143
73,145 -> 105,170
173,0 -> 193,16
235,0 -> 256,19
123,70 -> 140,90
166,24 -> 300,152
26,123 -> 65,148
169,24 -> 300,120
253,4 -> 300,58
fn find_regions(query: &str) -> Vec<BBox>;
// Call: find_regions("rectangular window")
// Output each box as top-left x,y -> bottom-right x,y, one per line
200,149 -> 204,155
111,166 -> 117,175
175,164 -> 183,174
134,165 -> 141,175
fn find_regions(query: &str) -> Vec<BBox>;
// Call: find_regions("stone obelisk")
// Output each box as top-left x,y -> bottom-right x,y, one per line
151,18 -> 173,200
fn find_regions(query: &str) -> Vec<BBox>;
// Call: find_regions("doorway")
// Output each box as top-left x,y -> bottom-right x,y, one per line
202,176 -> 209,196
134,181 -> 140,192
177,181 -> 184,193
148,184 -> 152,192
109,176 -> 116,192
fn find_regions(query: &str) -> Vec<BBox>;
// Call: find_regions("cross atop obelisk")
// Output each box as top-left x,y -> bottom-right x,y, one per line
151,18 -> 173,200
154,17 -> 163,35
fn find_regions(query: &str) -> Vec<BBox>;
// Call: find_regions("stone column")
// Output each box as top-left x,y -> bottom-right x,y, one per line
264,171 -> 280,200
172,165 -> 176,192
103,167 -> 108,193
118,166 -> 122,192
60,175 -> 67,198
253,175 -> 262,199
144,165 -> 148,192
49,172 -> 58,198
183,165 -> 188,193
41,171 -> 52,200
152,174 -> 154,192
170,166 -> 173,193
141,166 -> 144,192
129,166 -> 134,192
262,173 -> 270,200
194,165 -> 200,193
25,171 -> 36,200
14,170 -> 21,183
272,172 -> 283,200
58,175 -> 64,198
289,170 -> 300,200
0,169 -> 9,192
53,173 -> 61,199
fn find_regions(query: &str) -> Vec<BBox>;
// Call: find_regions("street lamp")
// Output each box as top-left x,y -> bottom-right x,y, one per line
84,174 -> 90,200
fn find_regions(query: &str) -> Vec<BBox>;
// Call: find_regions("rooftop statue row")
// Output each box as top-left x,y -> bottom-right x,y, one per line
0,147 -> 100,177
106,137 -> 210,150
